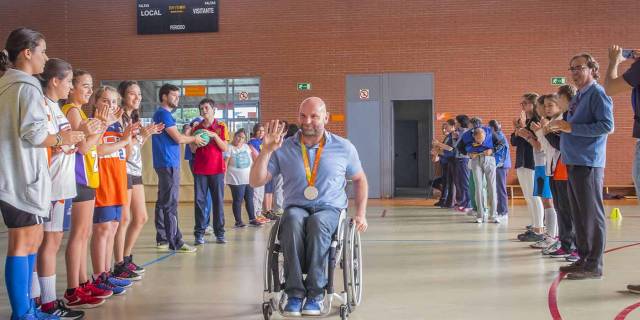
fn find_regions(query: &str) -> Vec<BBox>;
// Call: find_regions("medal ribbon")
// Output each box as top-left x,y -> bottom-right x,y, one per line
300,136 -> 325,187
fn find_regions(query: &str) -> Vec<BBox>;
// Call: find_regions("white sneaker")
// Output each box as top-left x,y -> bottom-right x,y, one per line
475,218 -> 484,223
530,236 -> 554,249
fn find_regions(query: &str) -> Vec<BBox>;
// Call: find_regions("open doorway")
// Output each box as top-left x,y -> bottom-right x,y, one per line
393,100 -> 433,197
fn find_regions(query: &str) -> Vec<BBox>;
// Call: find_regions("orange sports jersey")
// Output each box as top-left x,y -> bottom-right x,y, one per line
553,157 -> 568,181
95,122 -> 128,208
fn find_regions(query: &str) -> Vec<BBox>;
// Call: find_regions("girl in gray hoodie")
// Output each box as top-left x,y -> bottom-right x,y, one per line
0,28 -> 84,320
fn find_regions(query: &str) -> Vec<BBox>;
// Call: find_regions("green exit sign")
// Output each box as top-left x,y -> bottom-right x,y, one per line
551,77 -> 566,85
297,83 -> 312,91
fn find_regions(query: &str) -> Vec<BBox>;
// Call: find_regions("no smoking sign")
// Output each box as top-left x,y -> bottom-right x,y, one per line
359,89 -> 370,100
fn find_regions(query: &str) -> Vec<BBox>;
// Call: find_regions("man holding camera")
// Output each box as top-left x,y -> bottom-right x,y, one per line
603,45 -> 640,292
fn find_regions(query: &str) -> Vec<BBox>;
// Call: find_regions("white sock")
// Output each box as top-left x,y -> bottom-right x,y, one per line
39,275 -> 57,305
545,208 -> 558,238
30,271 -> 40,299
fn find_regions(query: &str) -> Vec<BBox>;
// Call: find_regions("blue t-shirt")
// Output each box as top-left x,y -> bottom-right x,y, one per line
462,127 -> 494,154
623,59 -> 640,138
494,131 -> 511,168
268,131 -> 363,210
248,137 -> 262,153
152,107 -> 180,168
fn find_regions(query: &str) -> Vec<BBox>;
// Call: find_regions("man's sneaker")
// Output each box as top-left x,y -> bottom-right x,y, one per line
204,226 -> 214,235
79,282 -> 112,299
234,222 -> 247,228
566,270 -> 602,280
283,297 -> 303,317
125,255 -> 145,274
156,242 -> 169,250
559,261 -> 584,273
264,210 -> 280,220
113,264 -> 142,281
565,251 -> 580,262
106,272 -> 132,288
474,218 -> 484,223
92,274 -> 126,296
42,299 -> 85,319
627,284 -> 640,294
249,219 -> 264,227
216,237 -> 227,244
518,230 -> 544,242
530,236 -> 555,249
301,296 -> 324,316
489,216 -> 501,224
541,240 -> 561,255
549,248 -> 571,258
175,243 -> 197,253
194,236 -> 205,246
64,287 -> 105,309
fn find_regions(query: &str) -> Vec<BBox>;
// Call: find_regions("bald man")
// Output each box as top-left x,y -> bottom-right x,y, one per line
250,97 -> 368,316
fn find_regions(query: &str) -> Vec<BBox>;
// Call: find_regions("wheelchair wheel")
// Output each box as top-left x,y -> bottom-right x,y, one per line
265,219 -> 285,294
262,302 -> 272,320
344,220 -> 363,308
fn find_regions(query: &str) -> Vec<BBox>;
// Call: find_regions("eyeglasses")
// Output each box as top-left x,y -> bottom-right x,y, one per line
568,65 -> 588,72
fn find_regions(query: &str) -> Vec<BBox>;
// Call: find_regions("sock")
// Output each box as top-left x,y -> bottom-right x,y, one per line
29,272 -> 40,300
544,208 -> 558,238
39,275 -> 56,305
5,256 -> 30,318
93,273 -> 102,281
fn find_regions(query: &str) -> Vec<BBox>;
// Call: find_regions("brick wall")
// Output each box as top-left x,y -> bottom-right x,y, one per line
1,0 -> 637,186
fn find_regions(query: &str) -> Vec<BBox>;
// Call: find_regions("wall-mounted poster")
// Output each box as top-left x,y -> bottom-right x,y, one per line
137,0 -> 218,34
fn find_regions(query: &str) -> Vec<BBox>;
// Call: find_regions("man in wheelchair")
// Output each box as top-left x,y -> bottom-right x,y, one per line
250,97 -> 368,316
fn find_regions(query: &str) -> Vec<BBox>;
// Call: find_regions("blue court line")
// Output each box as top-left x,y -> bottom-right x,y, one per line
140,252 -> 176,268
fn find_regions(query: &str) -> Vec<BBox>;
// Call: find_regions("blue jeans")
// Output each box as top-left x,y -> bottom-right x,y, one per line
154,167 -> 183,250
634,140 -> 640,203
279,206 -> 340,299
496,167 -> 509,215
229,184 -> 256,223
194,174 -> 225,238
454,158 -> 470,208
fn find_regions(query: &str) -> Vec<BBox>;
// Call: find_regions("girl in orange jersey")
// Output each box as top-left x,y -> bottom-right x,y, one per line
89,86 -> 136,295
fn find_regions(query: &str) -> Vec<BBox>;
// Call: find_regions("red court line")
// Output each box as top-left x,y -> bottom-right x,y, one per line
615,302 -> 640,320
547,242 -> 640,320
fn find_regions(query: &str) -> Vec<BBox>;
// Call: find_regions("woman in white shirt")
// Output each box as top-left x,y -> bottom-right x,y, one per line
225,128 -> 264,227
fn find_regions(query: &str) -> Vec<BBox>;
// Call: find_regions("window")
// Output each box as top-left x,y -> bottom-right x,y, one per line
101,77 -> 260,135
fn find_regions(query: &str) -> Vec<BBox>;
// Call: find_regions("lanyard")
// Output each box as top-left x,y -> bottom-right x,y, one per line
300,136 -> 325,187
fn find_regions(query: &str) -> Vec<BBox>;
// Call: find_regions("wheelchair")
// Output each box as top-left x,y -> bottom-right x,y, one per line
262,209 -> 363,319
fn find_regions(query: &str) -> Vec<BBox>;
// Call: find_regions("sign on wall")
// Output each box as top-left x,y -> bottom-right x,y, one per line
551,77 -> 566,86
137,0 -> 219,35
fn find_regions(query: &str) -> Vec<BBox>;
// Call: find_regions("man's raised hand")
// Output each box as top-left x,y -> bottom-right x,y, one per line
262,120 -> 286,153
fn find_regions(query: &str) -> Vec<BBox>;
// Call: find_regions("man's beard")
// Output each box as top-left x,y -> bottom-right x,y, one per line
301,127 -> 320,137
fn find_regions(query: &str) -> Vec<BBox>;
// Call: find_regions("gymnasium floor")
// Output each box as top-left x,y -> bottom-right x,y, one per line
1,199 -> 640,320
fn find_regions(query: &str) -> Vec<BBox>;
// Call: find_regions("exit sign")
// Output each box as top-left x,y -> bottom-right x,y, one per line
297,83 -> 312,91
551,77 -> 566,85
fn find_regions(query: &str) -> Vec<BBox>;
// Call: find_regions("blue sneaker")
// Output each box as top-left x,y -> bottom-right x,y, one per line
93,274 -> 126,296
194,236 -> 205,246
302,296 -> 324,316
13,309 -> 38,320
33,308 -> 60,320
283,297 -> 303,317
107,272 -> 132,288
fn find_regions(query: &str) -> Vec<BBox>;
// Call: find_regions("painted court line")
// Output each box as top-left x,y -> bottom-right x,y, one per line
548,242 -> 640,320
140,252 -> 176,268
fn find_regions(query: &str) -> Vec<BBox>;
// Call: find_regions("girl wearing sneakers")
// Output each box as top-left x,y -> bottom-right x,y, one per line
524,96 -> 559,253
112,81 -> 163,280
0,28 -> 84,320
545,87 -> 579,262
248,124 -> 270,223
35,59 -> 100,319
62,70 -> 113,308
89,86 -> 136,295
226,128 -> 264,227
